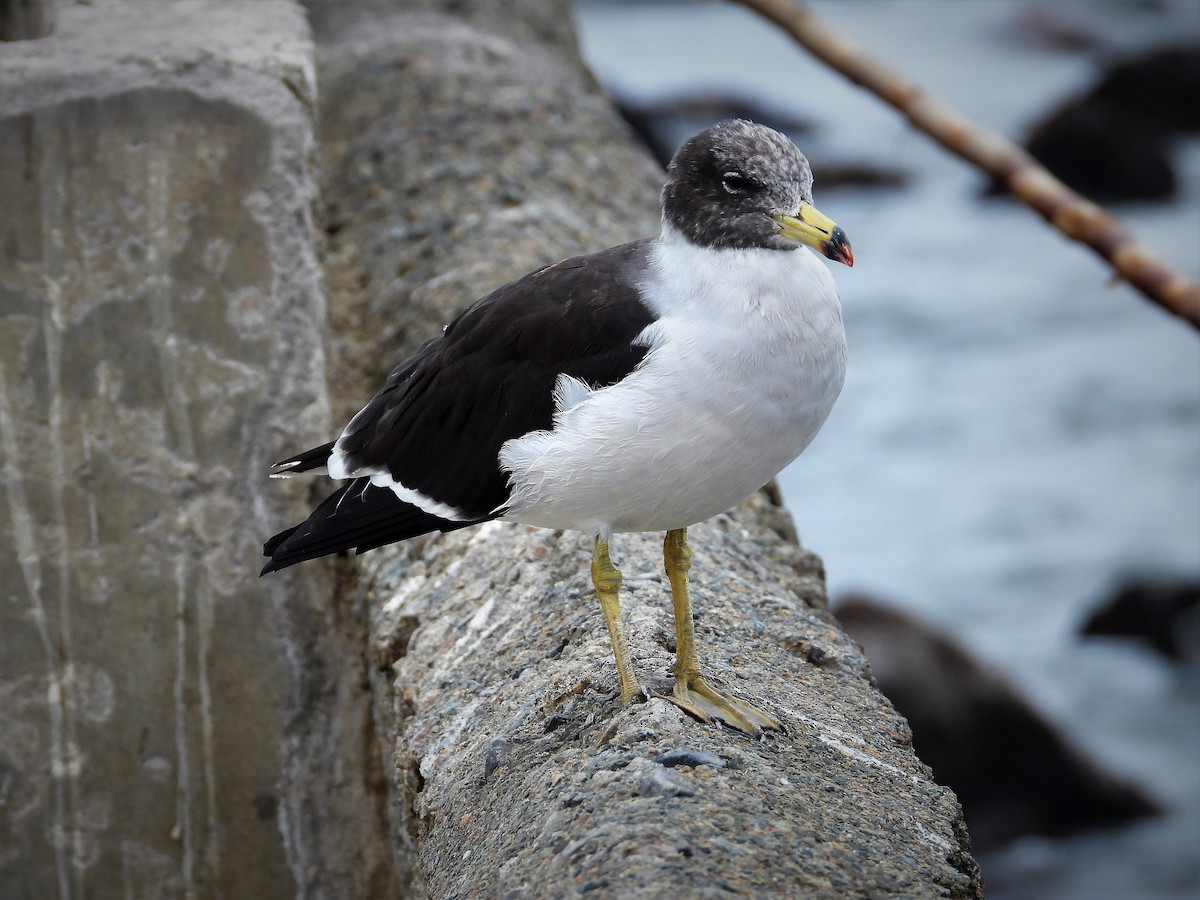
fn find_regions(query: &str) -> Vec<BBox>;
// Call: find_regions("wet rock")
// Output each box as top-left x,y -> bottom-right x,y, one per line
1088,45 -> 1200,134
1020,97 -> 1177,202
992,45 -> 1200,202
1082,575 -> 1200,662
836,594 -> 1161,852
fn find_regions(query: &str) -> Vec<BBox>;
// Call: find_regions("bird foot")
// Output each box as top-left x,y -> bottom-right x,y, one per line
618,682 -> 650,706
668,673 -> 781,736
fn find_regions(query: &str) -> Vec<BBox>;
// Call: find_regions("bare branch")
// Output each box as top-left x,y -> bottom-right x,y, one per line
734,0 -> 1200,330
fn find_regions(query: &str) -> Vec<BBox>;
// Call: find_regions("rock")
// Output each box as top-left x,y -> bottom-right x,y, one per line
835,594 -> 1161,852
367,517 -> 983,897
305,1 -> 673,891
484,738 -> 513,782
991,45 -> 1200,202
1019,97 -> 1177,202
0,0 -> 54,40
635,761 -> 697,799
0,3 -> 396,896
306,0 -> 662,417
1088,45 -> 1200,134
655,748 -> 728,770
1082,575 -> 1200,662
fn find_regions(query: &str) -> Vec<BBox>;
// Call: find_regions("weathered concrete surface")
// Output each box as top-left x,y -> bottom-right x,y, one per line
306,1 -> 983,896
366,501 -> 982,898
0,3 -> 396,897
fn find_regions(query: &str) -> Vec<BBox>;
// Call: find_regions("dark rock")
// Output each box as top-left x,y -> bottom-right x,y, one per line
1021,97 -> 1177,201
1082,575 -> 1200,662
484,739 -> 511,782
654,748 -> 727,769
991,45 -> 1200,202
637,765 -> 697,799
836,594 -> 1161,852
1090,45 -> 1200,134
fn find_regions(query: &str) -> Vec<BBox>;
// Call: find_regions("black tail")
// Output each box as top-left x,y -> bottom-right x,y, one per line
269,441 -> 337,476
260,478 -> 485,575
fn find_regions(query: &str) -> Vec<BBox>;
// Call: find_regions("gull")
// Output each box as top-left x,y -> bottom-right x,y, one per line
262,120 -> 852,735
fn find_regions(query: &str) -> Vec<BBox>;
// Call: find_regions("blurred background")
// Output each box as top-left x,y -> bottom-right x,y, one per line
573,1 -> 1199,898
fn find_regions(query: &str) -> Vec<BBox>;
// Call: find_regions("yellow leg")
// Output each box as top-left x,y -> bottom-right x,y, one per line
664,528 -> 781,736
591,535 -> 643,705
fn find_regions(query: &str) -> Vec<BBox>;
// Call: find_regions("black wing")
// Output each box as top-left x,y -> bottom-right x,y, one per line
260,479 -> 480,574
261,239 -> 658,573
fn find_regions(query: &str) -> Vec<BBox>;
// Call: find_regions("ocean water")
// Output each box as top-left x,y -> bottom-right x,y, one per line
574,2 -> 1200,897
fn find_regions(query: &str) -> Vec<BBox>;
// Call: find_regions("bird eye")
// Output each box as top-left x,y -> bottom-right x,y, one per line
722,172 -> 755,195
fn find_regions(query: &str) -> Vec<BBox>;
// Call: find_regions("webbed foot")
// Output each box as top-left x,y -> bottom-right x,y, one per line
668,673 -> 781,736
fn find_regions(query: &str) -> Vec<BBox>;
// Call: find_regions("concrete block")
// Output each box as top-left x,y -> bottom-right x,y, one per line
0,2 -> 395,896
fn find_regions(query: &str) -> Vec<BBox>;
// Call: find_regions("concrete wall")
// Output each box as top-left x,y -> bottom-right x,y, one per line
0,3 -> 396,897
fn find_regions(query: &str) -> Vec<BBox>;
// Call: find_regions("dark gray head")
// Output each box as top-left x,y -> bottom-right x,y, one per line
661,119 -> 853,265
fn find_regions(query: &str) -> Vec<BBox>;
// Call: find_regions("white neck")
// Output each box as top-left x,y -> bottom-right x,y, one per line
645,220 -> 844,338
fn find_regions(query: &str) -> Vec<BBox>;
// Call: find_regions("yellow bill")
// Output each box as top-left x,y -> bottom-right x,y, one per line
772,203 -> 854,267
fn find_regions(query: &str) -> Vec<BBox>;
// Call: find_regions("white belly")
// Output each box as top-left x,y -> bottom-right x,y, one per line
497,236 -> 847,536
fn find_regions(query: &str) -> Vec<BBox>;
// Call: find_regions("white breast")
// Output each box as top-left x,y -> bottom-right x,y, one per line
497,224 -> 847,536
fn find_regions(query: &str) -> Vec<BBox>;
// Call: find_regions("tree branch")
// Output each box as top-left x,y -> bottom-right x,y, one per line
734,0 -> 1200,330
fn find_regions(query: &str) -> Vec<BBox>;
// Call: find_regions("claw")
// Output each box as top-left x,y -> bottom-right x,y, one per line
668,673 -> 781,736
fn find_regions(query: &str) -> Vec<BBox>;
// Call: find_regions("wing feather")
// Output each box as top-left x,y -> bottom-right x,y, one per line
335,239 -> 659,518
262,239 -> 659,572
